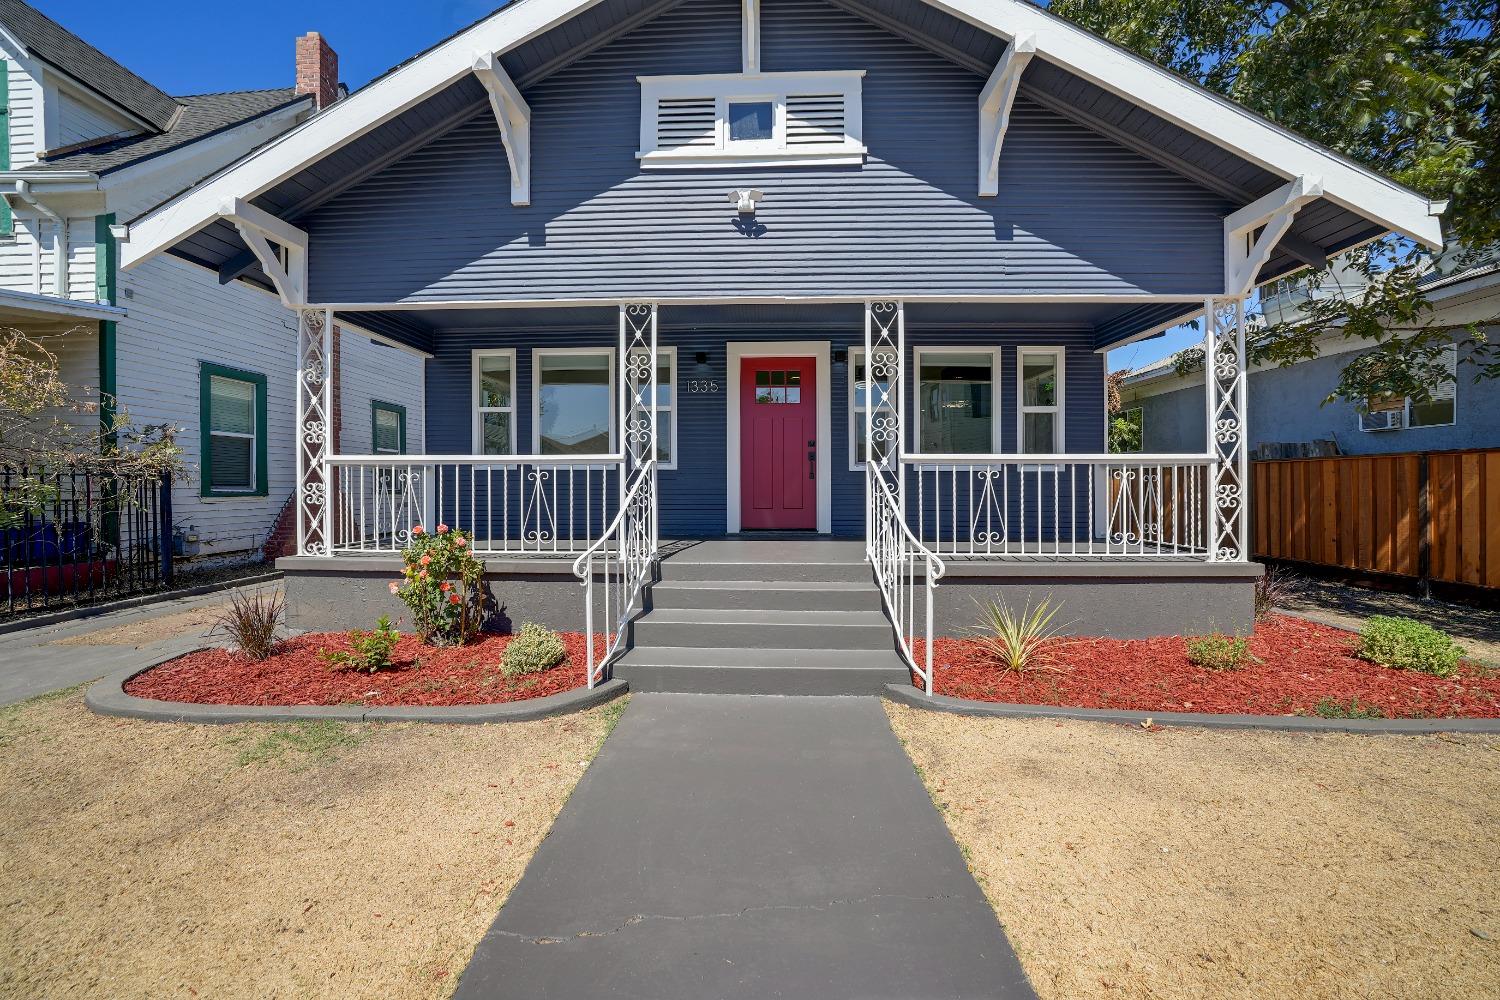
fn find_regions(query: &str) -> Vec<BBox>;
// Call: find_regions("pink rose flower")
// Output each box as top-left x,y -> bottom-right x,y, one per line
436,523 -> 449,534
419,569 -> 429,581
454,536 -> 468,548
439,581 -> 450,592
412,525 -> 425,536
420,554 -> 432,566
388,581 -> 400,595
448,593 -> 461,604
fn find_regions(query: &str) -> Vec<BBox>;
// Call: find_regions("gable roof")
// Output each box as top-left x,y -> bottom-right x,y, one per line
26,88 -> 308,176
119,0 -> 1444,273
0,0 -> 180,132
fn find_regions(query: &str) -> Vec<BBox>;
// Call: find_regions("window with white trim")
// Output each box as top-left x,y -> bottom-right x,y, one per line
913,349 -> 999,455
638,71 -> 865,168
627,345 -> 677,468
472,349 -> 516,455
1018,349 -> 1065,454
1358,343 -> 1457,432
534,349 -> 615,455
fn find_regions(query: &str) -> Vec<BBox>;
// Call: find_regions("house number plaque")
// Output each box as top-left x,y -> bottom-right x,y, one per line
685,379 -> 721,393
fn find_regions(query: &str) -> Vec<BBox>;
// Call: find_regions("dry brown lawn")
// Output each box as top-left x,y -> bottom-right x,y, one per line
0,688 -> 619,999
44,601 -> 238,647
886,703 -> 1500,1000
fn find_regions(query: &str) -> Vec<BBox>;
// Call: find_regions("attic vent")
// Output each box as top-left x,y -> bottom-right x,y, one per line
786,94 -> 846,145
656,97 -> 718,150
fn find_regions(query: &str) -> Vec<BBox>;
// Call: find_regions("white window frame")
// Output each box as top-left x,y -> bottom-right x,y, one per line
1358,343 -> 1458,432
1016,347 -> 1066,455
471,348 -> 517,455
637,70 -> 866,169
628,344 -> 678,470
849,347 -> 867,471
909,346 -> 1003,458
531,347 -> 617,456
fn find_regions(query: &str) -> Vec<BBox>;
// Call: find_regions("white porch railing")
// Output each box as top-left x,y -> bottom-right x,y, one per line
573,460 -> 657,688
905,454 -> 1216,560
867,465 -> 945,695
327,454 -> 622,555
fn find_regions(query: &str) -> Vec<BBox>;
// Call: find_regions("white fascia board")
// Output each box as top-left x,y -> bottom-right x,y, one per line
0,286 -> 127,322
922,0 -> 1445,248
120,0 -> 613,269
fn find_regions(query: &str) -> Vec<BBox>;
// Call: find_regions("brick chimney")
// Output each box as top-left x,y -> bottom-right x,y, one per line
295,32 -> 338,110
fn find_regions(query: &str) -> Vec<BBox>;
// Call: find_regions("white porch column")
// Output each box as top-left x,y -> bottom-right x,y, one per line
1205,297 -> 1249,561
863,301 -> 904,535
295,307 -> 334,556
619,302 -> 659,543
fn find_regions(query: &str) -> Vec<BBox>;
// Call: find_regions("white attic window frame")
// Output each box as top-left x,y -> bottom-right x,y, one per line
637,71 -> 866,169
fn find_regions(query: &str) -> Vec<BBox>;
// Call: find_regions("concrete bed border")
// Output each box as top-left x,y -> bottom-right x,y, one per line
86,651 -> 629,725
883,683 -> 1500,735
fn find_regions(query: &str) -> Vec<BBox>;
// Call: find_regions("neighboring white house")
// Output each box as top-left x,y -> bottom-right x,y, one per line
0,0 -> 425,564
1117,252 -> 1500,458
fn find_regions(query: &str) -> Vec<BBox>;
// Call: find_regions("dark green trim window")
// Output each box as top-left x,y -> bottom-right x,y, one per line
199,362 -> 268,498
371,400 -> 407,454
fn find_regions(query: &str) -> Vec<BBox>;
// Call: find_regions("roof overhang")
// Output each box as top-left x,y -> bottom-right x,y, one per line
0,287 -> 127,324
118,0 -> 1444,274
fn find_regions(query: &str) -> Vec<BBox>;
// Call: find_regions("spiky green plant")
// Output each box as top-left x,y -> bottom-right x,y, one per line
972,597 -> 1071,673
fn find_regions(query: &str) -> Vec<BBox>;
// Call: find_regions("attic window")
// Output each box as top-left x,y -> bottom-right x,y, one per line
638,71 -> 865,168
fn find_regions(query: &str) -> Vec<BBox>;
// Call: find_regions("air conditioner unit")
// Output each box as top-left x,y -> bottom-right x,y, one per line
1360,406 -> 1406,432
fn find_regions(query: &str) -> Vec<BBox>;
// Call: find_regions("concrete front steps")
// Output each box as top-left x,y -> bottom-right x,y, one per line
615,540 -> 911,696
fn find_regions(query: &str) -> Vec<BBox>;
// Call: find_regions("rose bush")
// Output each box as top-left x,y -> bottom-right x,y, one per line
392,523 -> 485,645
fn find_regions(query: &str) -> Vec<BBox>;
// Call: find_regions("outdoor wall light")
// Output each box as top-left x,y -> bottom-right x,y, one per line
694,351 -> 710,366
833,349 -> 848,365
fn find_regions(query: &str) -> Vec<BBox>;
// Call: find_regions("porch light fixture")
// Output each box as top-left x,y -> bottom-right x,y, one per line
833,349 -> 848,365
729,188 -> 764,214
694,351 -> 710,367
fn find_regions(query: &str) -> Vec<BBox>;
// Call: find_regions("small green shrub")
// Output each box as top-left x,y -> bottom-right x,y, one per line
972,597 -> 1071,672
1185,632 -> 1251,670
320,616 -> 402,673
500,622 -> 568,678
1313,696 -> 1387,720
1357,616 -> 1464,677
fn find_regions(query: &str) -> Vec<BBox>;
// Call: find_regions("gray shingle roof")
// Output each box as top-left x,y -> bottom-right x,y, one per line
29,88 -> 308,175
0,0 -> 180,131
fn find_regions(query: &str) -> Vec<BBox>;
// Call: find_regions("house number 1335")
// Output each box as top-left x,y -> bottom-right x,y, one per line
686,379 -> 720,393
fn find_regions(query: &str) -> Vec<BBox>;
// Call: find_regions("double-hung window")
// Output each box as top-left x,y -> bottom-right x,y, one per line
199,363 -> 267,498
627,345 -> 676,468
371,401 -> 406,454
472,349 -> 516,455
534,349 -> 615,455
1018,349 -> 1065,454
913,349 -> 998,455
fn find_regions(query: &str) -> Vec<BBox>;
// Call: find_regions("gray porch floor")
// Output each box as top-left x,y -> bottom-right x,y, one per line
453,693 -> 1035,1000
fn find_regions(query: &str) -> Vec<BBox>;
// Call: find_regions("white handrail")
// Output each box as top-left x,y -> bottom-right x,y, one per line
573,460 -> 657,688
867,467 -> 945,695
328,453 -> 623,465
902,452 -> 1214,464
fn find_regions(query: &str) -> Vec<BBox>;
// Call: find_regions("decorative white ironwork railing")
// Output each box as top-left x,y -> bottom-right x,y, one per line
326,454 -> 623,556
904,454 -> 1216,559
867,463 -> 945,695
573,461 -> 657,688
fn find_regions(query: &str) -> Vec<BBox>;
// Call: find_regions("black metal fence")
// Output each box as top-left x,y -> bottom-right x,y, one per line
1,465 -> 174,615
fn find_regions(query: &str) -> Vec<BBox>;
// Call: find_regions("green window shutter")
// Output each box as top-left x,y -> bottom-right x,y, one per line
199,362 -> 269,498
0,60 -> 11,236
371,401 -> 406,454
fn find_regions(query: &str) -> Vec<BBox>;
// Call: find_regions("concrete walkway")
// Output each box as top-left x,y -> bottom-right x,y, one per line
455,694 -> 1035,999
0,584 -> 278,705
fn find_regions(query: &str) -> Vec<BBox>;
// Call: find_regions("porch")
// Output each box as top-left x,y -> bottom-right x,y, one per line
279,299 -> 1260,694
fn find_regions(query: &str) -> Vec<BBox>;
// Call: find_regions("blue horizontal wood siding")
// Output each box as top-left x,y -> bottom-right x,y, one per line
305,0 -> 1229,305
423,313 -> 1103,538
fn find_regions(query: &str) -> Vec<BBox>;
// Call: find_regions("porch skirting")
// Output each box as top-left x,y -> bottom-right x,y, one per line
276,555 -> 600,634
932,561 -> 1262,639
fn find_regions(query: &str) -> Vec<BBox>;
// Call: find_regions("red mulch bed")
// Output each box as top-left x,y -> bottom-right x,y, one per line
125,631 -> 610,707
915,614 -> 1500,720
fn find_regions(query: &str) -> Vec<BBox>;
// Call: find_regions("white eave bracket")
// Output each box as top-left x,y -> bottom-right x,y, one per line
219,197 -> 309,309
473,51 -> 531,207
978,32 -> 1036,197
1224,174 -> 1323,296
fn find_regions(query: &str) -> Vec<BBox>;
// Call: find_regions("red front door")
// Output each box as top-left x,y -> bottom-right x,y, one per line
740,357 -> 817,530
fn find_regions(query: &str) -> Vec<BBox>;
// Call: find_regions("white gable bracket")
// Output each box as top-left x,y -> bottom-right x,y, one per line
1223,174 -> 1323,296
473,51 -> 531,207
219,197 -> 308,308
977,32 -> 1036,197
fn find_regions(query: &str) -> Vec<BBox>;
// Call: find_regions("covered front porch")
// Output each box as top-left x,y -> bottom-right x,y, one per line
280,296 -> 1260,692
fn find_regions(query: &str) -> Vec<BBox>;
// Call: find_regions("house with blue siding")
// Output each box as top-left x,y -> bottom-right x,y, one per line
116,0 -> 1446,695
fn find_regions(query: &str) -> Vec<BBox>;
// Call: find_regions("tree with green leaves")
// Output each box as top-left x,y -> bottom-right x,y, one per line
1052,0 -> 1497,405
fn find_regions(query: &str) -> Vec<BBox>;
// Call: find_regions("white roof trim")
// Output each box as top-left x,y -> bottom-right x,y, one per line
928,0 -> 1442,248
0,287 -> 128,322
120,0 -> 1442,271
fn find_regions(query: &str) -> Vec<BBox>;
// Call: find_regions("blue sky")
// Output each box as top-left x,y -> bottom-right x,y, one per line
39,0 -> 1198,371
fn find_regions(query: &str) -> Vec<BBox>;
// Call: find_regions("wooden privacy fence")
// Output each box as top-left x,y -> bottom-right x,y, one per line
1251,449 -> 1500,591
